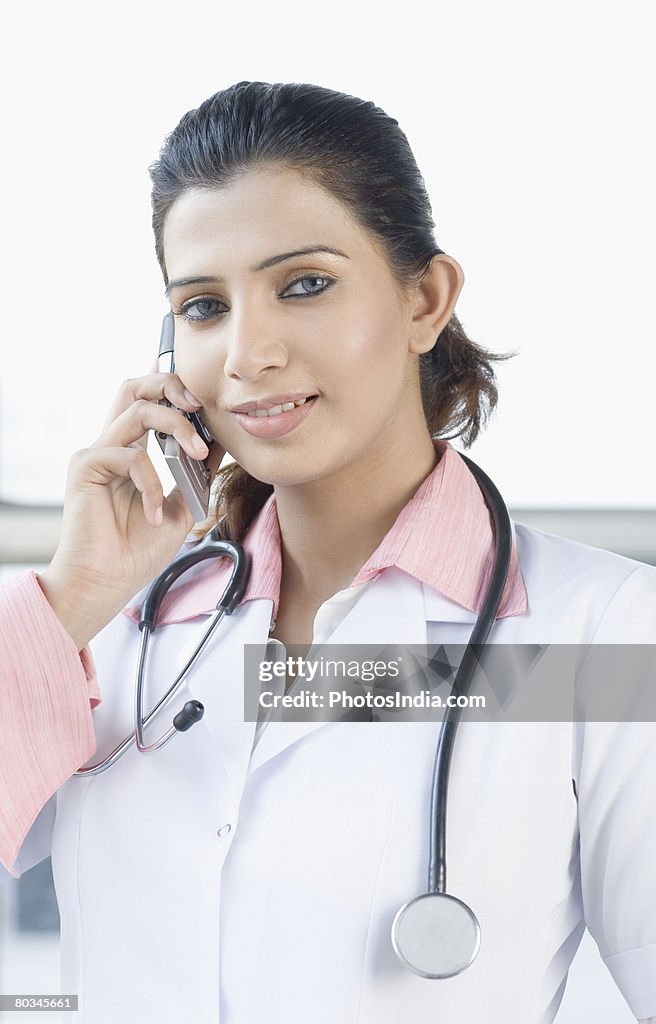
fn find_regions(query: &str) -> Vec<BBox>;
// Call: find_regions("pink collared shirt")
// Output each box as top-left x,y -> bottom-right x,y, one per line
122,438 -> 527,628
0,439 -> 526,875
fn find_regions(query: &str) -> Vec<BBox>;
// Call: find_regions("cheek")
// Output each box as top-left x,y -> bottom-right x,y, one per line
171,343 -> 217,396
337,304 -> 407,388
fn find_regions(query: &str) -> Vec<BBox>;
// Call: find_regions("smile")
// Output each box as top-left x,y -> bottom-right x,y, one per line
245,397 -> 310,417
232,396 -> 318,439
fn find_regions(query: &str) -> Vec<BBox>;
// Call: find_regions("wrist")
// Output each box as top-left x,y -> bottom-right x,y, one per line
36,568 -> 112,652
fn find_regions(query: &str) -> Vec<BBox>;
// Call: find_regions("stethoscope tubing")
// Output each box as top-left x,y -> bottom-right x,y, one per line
134,604 -> 228,754
427,453 -> 513,894
74,531 -> 249,776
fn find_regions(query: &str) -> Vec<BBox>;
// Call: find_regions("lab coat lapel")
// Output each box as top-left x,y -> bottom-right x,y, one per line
180,598 -> 274,791
248,568 -> 428,772
166,569 -> 517,784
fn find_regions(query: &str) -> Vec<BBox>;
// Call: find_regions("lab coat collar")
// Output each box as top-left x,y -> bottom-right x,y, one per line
245,564 -> 528,773
247,566 -> 430,772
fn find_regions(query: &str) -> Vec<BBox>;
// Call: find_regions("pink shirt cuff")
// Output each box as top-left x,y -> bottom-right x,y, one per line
0,570 -> 102,877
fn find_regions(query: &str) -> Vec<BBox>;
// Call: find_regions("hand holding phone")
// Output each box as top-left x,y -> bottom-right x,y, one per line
155,312 -> 215,522
37,315 -> 226,651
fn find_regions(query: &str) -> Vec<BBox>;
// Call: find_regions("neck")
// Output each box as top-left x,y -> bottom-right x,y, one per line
272,429 -> 440,609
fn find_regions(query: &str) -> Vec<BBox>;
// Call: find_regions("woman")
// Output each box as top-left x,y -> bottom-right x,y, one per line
1,81 -> 655,1024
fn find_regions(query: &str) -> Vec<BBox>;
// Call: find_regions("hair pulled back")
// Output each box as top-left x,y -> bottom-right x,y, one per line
148,81 -> 513,543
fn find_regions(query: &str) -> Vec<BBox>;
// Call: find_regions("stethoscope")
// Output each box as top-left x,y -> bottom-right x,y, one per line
74,453 -> 512,983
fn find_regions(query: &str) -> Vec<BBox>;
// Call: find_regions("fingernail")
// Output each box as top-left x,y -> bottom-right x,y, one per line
153,506 -> 163,525
192,435 -> 209,454
183,388 -> 201,406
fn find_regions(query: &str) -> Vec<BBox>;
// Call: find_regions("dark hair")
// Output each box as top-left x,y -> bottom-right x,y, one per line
148,81 -> 514,543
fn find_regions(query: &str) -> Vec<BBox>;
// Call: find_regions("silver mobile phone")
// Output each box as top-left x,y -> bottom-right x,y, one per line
155,312 -> 214,522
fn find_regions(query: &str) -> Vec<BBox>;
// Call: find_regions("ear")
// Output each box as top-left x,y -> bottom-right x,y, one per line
407,255 -> 465,356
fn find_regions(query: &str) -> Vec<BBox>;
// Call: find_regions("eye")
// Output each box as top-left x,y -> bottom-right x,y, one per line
282,274 -> 335,298
175,298 -> 225,323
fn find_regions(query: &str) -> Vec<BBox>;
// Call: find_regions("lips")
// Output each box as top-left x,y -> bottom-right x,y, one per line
231,395 -> 318,439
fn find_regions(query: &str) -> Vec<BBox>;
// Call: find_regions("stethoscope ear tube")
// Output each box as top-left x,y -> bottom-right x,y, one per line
172,699 -> 205,731
75,534 -> 250,775
135,535 -> 250,754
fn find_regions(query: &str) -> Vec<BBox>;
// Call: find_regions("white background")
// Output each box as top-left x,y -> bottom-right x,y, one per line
0,2 -> 653,1020
0,1 -> 654,509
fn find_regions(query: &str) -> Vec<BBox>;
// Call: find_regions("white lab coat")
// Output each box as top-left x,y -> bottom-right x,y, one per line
7,522 -> 656,1023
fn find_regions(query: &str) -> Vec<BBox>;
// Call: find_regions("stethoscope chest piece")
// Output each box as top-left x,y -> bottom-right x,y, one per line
391,892 -> 481,979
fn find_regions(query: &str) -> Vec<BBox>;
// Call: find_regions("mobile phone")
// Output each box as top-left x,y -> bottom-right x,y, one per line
154,312 -> 214,522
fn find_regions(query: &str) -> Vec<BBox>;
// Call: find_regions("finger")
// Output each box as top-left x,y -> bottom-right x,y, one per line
99,373 -> 202,436
72,446 -> 165,528
128,436 -> 149,453
164,484 -> 197,531
96,400 -> 210,461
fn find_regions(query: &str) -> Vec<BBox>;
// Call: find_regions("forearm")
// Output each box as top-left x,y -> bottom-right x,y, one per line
0,570 -> 100,874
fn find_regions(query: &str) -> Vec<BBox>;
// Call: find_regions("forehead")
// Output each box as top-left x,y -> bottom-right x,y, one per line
161,165 -> 384,271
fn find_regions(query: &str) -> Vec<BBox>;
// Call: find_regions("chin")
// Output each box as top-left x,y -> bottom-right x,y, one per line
237,446 -> 336,488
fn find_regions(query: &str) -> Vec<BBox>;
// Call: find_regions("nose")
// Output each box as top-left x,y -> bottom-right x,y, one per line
222,301 -> 289,382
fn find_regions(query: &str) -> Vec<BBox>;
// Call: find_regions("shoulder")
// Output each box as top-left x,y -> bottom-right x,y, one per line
514,520 -> 656,593
514,519 -> 654,580
512,521 -> 656,642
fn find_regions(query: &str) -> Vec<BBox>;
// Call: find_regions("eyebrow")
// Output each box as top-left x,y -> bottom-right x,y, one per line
165,245 -> 349,296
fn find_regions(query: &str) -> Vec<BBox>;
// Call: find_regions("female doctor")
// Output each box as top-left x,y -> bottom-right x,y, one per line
1,80 -> 656,1024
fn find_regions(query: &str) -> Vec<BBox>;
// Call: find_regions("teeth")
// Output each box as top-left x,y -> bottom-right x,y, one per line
245,397 -> 312,418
